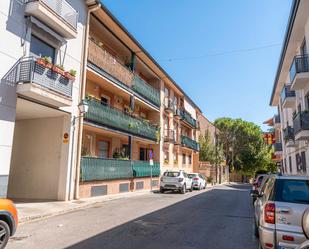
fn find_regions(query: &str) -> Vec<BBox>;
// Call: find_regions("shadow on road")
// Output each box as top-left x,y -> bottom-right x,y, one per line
66,184 -> 258,249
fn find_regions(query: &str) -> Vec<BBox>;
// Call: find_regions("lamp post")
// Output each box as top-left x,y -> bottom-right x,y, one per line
68,100 -> 89,200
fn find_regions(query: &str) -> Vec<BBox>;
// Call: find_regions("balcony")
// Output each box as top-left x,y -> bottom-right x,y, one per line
88,39 -> 160,108
2,57 -> 73,107
274,142 -> 282,152
84,98 -> 158,141
280,84 -> 296,108
283,126 -> 297,148
290,55 -> 309,91
181,135 -> 199,151
132,75 -> 160,107
180,109 -> 197,128
174,108 -> 181,118
164,98 -> 175,113
164,129 -> 175,143
24,0 -> 78,39
80,157 -> 160,181
293,111 -> 309,140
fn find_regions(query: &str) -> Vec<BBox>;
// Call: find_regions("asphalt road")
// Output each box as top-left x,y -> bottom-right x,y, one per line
7,184 -> 258,249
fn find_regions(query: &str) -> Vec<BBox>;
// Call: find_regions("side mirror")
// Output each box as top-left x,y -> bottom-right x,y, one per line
250,190 -> 259,198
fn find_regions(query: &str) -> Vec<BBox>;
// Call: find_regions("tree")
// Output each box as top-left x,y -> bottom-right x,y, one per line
199,130 -> 224,165
214,118 -> 275,177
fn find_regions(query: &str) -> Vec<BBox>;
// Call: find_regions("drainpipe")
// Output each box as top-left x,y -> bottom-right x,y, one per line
73,1 -> 101,200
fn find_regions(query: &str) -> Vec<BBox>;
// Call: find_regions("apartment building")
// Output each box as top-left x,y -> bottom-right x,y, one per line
270,0 -> 309,175
75,4 -> 201,198
0,0 -> 202,200
0,0 -> 92,200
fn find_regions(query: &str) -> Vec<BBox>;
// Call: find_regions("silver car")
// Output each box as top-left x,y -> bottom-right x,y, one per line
252,175 -> 309,249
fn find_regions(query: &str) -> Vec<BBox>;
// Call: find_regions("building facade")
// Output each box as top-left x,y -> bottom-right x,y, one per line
0,0 -> 203,200
77,4 -> 201,198
270,0 -> 309,175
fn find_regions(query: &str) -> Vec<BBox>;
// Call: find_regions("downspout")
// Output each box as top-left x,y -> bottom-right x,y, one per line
73,2 -> 101,200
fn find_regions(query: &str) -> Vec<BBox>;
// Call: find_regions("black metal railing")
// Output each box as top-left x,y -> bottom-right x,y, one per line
283,126 -> 294,141
290,54 -> 309,82
181,135 -> 199,151
274,142 -> 282,152
164,98 -> 175,112
2,56 -> 73,97
280,84 -> 295,104
164,129 -> 175,143
293,111 -> 309,134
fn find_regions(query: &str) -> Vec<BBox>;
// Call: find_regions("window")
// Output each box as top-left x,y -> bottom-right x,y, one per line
301,151 -> 307,173
188,155 -> 192,165
296,153 -> 302,172
140,148 -> 146,161
97,141 -> 109,158
274,179 -> 309,204
100,95 -> 110,106
30,35 -> 55,63
163,172 -> 180,177
182,154 -> 186,165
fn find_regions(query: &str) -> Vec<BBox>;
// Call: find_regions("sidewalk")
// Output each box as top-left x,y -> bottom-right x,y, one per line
16,184 -> 219,224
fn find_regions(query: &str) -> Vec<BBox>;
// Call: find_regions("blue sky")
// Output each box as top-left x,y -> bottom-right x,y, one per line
102,0 -> 292,130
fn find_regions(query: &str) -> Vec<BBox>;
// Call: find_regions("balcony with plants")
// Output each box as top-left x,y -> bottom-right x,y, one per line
2,56 -> 76,107
87,38 -> 160,108
83,97 -> 159,142
24,0 -> 78,39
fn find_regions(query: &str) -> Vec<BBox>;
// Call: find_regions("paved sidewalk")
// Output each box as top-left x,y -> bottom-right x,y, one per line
15,184 -> 220,224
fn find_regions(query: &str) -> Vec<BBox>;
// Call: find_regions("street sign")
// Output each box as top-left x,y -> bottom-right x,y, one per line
149,150 -> 153,159
149,159 -> 154,166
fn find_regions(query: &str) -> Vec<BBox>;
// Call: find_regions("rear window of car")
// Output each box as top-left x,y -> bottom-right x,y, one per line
275,179 -> 309,204
164,172 -> 180,177
188,174 -> 197,178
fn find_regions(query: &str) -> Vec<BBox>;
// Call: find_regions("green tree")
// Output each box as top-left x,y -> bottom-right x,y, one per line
214,118 -> 275,177
199,130 -> 224,165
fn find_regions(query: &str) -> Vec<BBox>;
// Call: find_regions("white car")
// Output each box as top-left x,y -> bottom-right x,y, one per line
188,173 -> 207,190
160,171 -> 193,194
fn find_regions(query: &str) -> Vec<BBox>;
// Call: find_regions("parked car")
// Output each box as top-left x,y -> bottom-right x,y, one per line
0,199 -> 18,249
188,173 -> 206,190
160,171 -> 193,194
252,175 -> 309,249
253,174 -> 267,191
251,175 -> 271,205
295,240 -> 309,249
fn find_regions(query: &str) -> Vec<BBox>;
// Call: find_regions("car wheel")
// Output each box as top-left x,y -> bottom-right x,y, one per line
189,184 -> 193,192
160,187 -> 165,193
0,220 -> 10,249
181,184 -> 186,194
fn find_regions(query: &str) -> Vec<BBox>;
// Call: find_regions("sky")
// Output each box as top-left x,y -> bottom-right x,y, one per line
102,0 -> 292,130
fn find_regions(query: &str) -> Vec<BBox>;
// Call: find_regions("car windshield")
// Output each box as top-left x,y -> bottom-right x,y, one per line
275,179 -> 309,204
188,174 -> 197,179
164,172 -> 180,177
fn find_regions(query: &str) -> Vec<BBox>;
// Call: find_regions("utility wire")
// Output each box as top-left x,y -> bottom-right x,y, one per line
158,43 -> 282,62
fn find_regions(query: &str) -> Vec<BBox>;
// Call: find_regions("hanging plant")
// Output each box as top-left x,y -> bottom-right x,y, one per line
64,69 -> 76,80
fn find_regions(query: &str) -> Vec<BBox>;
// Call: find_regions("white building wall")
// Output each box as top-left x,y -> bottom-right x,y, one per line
0,0 -> 87,199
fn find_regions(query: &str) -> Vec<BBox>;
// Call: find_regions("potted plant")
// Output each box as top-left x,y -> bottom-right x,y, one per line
36,56 -> 52,68
164,159 -> 169,164
64,69 -> 76,80
52,64 -> 65,76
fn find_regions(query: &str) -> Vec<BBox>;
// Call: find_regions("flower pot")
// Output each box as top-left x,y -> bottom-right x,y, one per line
45,62 -> 53,69
52,66 -> 65,76
36,58 -> 46,67
64,72 -> 75,81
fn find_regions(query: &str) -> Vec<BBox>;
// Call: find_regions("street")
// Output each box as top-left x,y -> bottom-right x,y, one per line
7,183 -> 258,249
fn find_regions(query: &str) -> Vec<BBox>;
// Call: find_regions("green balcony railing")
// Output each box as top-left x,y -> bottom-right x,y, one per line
80,157 -> 160,181
180,109 -> 197,128
132,75 -> 160,107
84,98 -> 158,141
132,160 -> 160,178
181,135 -> 199,151
80,157 -> 133,181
